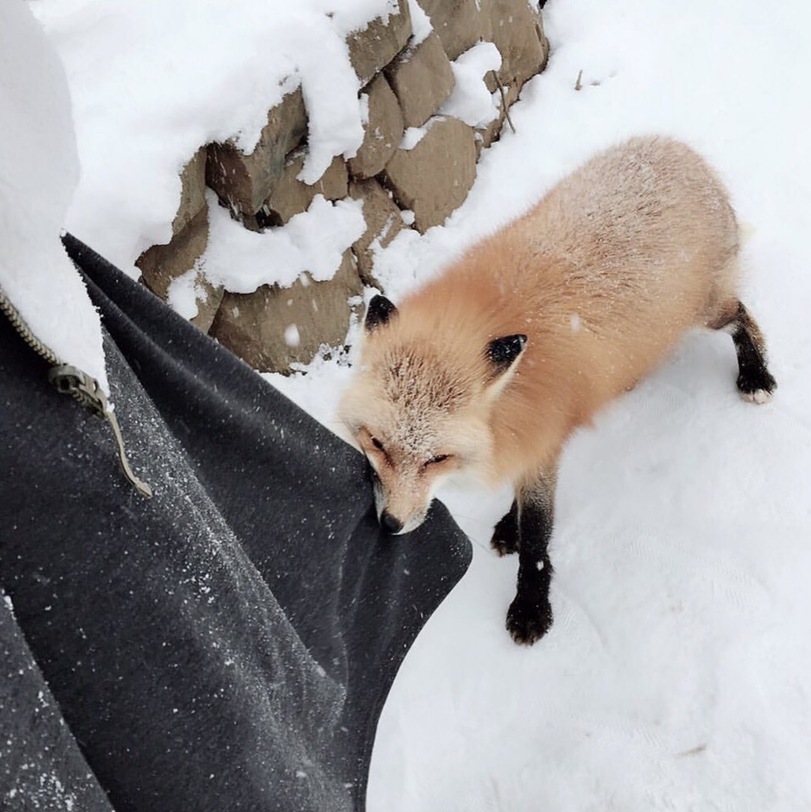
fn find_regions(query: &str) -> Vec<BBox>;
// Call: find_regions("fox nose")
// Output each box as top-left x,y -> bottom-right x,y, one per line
380,510 -> 403,534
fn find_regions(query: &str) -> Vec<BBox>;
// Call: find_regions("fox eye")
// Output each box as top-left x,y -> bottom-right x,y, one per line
426,453 -> 450,466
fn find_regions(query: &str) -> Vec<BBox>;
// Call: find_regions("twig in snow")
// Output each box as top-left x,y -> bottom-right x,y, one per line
494,73 -> 516,134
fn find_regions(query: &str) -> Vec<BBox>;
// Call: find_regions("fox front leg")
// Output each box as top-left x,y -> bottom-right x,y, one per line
506,468 -> 557,645
491,499 -> 519,556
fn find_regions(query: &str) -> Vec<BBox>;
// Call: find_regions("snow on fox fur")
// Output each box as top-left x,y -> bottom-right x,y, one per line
340,136 -> 776,645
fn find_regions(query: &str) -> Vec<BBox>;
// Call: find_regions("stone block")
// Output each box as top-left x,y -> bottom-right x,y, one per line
137,206 -> 209,300
385,30 -> 455,129
348,74 -> 404,180
209,250 -> 363,372
347,0 -> 412,85
172,147 -> 207,236
205,87 -> 307,216
348,178 -> 407,284
249,151 -> 349,229
382,116 -> 477,233
488,0 -> 549,90
419,0 -> 492,61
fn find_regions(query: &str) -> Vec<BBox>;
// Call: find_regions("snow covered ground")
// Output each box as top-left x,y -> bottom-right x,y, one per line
21,0 -> 811,809
275,2 -> 811,810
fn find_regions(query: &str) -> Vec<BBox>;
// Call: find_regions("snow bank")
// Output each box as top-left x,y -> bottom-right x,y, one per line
0,1 -> 107,393
30,0 -> 396,274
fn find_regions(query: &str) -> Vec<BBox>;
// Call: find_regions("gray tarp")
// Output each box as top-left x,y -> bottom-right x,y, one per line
0,236 -> 471,811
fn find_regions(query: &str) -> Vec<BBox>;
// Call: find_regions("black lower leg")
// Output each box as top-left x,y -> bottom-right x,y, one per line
506,473 -> 556,645
730,302 -> 776,400
491,499 -> 519,556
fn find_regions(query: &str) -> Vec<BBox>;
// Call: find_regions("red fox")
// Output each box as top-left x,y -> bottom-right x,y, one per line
340,136 -> 776,645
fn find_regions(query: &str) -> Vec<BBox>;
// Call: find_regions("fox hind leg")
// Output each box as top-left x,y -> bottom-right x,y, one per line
712,300 -> 777,403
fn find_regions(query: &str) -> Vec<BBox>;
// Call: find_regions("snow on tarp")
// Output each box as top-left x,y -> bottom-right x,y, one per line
1,234 -> 472,811
0,1 -> 108,394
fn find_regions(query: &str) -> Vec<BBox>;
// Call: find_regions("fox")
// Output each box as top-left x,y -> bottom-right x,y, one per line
339,135 -> 776,645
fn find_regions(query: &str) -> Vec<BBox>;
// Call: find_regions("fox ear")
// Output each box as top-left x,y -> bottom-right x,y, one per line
485,334 -> 527,374
484,334 -> 527,390
365,295 -> 398,333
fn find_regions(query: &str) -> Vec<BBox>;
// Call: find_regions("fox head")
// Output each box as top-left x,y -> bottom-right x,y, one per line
340,294 -> 527,535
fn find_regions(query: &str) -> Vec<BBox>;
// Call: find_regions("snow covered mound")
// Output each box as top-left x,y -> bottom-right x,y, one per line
0,1 -> 107,392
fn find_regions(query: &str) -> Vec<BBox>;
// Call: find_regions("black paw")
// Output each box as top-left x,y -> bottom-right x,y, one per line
737,368 -> 777,404
490,513 -> 519,556
506,597 -> 553,645
491,533 -> 519,557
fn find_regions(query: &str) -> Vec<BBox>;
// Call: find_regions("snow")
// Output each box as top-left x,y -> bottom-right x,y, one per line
269,2 -> 811,810
0,0 -> 108,394
284,324 -> 302,349
202,192 -> 365,293
29,0 -> 394,274
8,0 -> 811,809
439,42 -> 503,128
405,0 -> 433,46
400,125 -> 430,150
167,268 -> 204,321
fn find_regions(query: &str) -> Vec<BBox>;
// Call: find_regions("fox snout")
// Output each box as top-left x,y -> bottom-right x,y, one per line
375,502 -> 430,536
379,510 -> 404,534
368,466 -> 431,536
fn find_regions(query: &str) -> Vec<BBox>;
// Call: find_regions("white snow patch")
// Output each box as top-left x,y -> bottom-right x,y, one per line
167,268 -> 203,320
405,0 -> 433,46
310,0 -> 398,35
358,91 -> 371,129
284,324 -> 301,348
439,42 -> 503,128
202,192 -> 365,293
400,126 -> 429,151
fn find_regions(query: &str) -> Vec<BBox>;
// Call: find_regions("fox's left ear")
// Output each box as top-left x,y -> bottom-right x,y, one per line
365,295 -> 398,333
483,334 -> 527,392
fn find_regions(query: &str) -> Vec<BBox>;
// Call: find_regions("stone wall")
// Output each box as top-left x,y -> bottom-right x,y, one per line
136,0 -> 549,373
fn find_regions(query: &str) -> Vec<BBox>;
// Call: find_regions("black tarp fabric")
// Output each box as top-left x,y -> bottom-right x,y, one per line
0,236 -> 471,811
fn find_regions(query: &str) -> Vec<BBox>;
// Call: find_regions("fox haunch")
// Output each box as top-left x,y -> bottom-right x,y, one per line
340,136 -> 776,645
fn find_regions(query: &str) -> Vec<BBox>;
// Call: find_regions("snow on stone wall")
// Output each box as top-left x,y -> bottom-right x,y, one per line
130,0 -> 549,372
